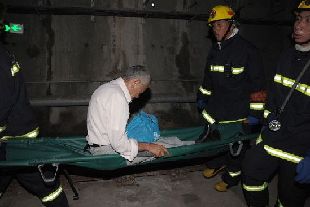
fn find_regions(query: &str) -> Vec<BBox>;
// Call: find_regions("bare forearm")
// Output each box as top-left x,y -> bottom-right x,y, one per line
138,142 -> 150,152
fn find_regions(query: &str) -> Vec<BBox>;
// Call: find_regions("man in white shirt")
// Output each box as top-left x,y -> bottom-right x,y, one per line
86,65 -> 168,161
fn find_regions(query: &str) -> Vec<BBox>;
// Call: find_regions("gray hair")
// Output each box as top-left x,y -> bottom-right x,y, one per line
122,65 -> 151,85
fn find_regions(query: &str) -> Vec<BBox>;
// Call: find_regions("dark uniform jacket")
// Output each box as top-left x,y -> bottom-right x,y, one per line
198,33 -> 265,124
262,47 -> 310,155
0,43 -> 37,137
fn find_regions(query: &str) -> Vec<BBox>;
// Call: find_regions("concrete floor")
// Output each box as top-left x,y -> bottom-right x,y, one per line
0,164 -> 309,207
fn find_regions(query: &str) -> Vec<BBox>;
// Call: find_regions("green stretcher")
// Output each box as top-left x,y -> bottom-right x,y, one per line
0,124 -> 259,171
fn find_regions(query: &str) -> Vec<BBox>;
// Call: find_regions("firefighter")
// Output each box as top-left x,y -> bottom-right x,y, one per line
0,2 -> 69,206
196,5 -> 266,192
242,1 -> 310,206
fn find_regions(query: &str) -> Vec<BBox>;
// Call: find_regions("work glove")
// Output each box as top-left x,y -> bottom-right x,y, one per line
295,150 -> 310,184
246,115 -> 259,125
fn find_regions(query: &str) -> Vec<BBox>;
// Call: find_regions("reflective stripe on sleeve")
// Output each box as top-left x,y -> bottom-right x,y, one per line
199,86 -> 212,96
250,103 -> 265,110
202,110 -> 216,124
264,145 -> 303,163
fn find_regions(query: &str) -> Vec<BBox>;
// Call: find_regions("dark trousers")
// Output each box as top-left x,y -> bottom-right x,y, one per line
207,140 -> 250,186
242,143 -> 310,207
0,168 -> 69,207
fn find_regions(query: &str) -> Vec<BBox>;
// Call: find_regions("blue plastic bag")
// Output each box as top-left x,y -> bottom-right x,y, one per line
126,111 -> 160,143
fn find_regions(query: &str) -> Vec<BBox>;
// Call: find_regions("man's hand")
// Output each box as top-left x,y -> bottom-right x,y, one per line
138,143 -> 168,157
295,151 -> 310,184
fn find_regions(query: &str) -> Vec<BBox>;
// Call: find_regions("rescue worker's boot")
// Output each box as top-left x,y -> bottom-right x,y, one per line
214,180 -> 229,192
202,166 -> 225,178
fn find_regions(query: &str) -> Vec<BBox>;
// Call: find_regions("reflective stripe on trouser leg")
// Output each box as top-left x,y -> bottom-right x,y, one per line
243,182 -> 268,192
41,186 -> 63,203
228,171 -> 241,177
242,182 -> 269,207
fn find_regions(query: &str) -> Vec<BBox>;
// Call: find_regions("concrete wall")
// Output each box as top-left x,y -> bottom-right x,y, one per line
3,0 -> 296,136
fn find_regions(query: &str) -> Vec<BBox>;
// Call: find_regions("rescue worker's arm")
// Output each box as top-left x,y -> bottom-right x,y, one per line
246,46 -> 266,121
197,56 -> 213,113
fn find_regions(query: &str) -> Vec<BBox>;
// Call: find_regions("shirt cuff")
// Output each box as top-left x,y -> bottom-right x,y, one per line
120,138 -> 138,162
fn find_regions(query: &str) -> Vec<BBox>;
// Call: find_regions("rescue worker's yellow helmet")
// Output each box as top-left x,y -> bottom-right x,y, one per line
208,5 -> 235,24
297,0 -> 310,10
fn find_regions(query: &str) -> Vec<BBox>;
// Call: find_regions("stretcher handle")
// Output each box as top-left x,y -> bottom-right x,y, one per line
37,163 -> 59,183
229,141 -> 243,157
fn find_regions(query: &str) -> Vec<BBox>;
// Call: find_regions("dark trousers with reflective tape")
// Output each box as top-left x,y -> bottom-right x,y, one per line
207,141 -> 250,186
0,168 -> 69,207
242,143 -> 310,207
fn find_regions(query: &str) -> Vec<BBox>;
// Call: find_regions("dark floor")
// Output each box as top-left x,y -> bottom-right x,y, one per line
0,164 -> 296,207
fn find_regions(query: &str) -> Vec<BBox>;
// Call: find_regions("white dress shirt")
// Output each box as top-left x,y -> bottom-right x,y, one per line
86,78 -> 139,161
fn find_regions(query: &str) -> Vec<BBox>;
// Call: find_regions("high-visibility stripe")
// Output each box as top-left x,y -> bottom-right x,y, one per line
41,186 -> 63,203
202,110 -> 216,124
23,127 -> 39,138
232,67 -> 244,75
250,103 -> 265,110
210,65 -> 224,72
0,126 -> 6,133
264,145 -> 303,163
243,182 -> 268,192
228,171 -> 241,177
199,86 -> 212,96
274,74 -> 310,97
256,134 -> 263,145
210,65 -> 245,75
219,118 -> 246,124
1,127 -> 39,140
202,110 -> 246,124
263,109 -> 271,119
11,62 -> 20,76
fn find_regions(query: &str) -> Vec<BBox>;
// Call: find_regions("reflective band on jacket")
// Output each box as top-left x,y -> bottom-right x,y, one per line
228,171 -> 241,177
274,74 -> 310,97
210,65 -> 224,72
264,145 -> 303,163
210,65 -> 244,75
256,134 -> 263,145
263,109 -> 271,119
219,118 -> 246,124
0,126 -> 6,133
11,62 -> 20,76
250,103 -> 265,110
232,67 -> 244,75
41,186 -> 63,203
243,182 -> 268,192
202,110 -> 216,124
1,127 -> 39,140
199,86 -> 212,96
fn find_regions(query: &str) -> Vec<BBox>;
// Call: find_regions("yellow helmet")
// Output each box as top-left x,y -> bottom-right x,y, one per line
297,0 -> 310,10
208,5 -> 235,24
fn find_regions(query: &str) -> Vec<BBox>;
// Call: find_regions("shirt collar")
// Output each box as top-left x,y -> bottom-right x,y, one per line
115,77 -> 132,103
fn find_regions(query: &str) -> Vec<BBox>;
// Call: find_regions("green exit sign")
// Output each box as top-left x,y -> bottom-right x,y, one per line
4,23 -> 24,34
